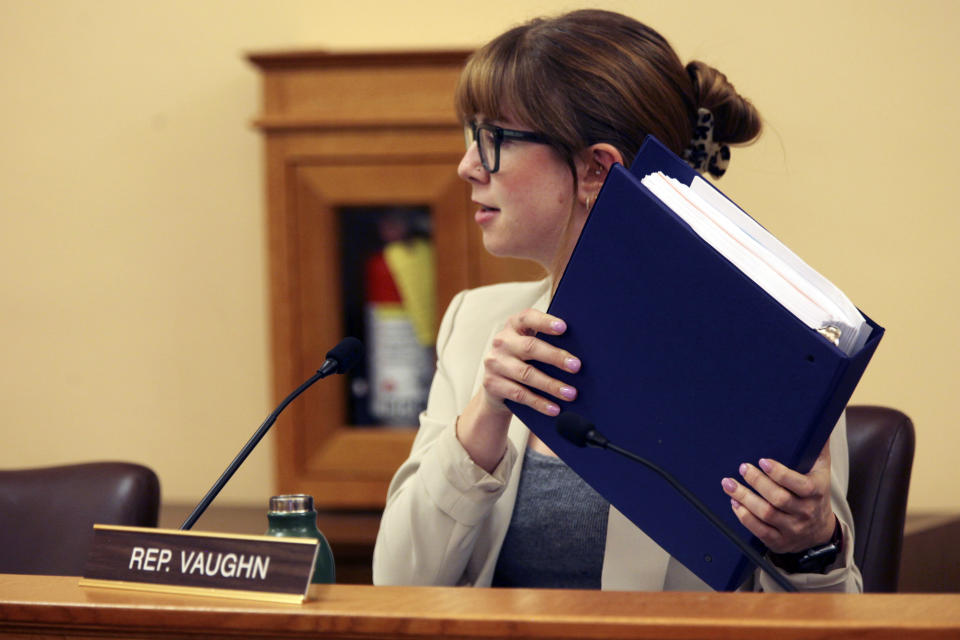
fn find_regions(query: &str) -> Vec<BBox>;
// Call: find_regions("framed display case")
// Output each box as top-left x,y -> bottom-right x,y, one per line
249,50 -> 542,509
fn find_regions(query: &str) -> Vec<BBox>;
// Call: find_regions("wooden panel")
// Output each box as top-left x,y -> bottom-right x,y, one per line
899,513 -> 960,592
249,50 -> 470,129
280,159 -> 469,508
252,50 -> 543,510
3,574 -> 960,639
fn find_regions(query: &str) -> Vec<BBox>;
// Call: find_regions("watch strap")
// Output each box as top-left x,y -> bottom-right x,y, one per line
769,517 -> 843,574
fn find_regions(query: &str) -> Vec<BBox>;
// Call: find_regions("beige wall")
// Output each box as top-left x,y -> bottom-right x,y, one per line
0,0 -> 956,513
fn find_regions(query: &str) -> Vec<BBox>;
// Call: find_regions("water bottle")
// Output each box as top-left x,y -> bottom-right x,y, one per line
265,494 -> 335,583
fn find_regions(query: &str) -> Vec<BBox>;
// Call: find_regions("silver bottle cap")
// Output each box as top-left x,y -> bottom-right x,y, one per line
268,494 -> 314,514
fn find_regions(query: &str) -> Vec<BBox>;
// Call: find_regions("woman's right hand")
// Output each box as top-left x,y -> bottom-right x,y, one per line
456,308 -> 581,472
481,308 -> 582,416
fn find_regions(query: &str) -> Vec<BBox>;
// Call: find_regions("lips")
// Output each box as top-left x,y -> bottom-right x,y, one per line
474,202 -> 500,225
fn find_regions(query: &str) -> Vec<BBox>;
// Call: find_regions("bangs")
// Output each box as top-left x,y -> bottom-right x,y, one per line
453,16 -> 587,184
454,55 -> 506,124
454,26 -> 538,128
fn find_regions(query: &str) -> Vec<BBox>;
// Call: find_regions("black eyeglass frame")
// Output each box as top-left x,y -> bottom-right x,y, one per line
465,122 -> 551,173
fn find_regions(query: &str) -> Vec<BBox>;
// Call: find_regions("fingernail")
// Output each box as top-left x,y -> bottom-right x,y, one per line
731,498 -> 741,509
722,477 -> 737,492
739,463 -> 748,477
564,357 -> 581,373
551,319 -> 567,333
759,458 -> 773,473
559,386 -> 577,400
545,403 -> 560,416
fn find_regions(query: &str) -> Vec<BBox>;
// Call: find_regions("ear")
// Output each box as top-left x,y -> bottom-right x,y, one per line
576,143 -> 624,206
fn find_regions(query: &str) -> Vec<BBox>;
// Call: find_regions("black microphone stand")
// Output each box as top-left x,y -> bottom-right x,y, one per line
180,370 -> 326,530
180,337 -> 363,531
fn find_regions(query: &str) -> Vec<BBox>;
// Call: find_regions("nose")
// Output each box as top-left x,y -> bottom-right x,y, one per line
457,141 -> 488,183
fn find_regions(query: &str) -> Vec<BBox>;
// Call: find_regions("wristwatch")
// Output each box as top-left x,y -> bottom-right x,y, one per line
769,518 -> 843,574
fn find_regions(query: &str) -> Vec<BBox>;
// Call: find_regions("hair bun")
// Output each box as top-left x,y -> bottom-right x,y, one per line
686,61 -> 762,146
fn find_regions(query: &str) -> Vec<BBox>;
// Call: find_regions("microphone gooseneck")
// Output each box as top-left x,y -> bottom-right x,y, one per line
555,411 -> 798,593
180,337 -> 364,530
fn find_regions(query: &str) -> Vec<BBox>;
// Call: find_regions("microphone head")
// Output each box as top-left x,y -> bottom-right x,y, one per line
325,337 -> 364,374
556,411 -> 593,448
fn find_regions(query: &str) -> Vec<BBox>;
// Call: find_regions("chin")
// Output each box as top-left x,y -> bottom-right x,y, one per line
480,234 -> 517,258
481,236 -> 542,265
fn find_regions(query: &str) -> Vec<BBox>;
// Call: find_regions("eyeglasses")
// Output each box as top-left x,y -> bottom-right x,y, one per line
464,122 -> 551,174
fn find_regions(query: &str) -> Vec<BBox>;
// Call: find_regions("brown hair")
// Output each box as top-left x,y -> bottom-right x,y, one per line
455,9 -> 761,177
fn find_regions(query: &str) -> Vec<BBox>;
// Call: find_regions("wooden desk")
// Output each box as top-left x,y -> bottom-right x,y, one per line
160,504 -> 960,591
2,574 -> 959,639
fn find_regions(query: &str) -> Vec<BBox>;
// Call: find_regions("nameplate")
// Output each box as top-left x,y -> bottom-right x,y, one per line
80,525 -> 319,603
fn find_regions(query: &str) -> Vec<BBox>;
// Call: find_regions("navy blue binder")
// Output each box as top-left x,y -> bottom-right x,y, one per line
507,136 -> 883,591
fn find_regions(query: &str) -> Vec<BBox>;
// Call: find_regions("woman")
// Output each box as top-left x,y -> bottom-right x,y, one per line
373,9 -> 861,592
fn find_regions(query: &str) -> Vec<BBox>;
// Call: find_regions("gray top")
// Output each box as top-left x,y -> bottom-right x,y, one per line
492,448 -> 609,589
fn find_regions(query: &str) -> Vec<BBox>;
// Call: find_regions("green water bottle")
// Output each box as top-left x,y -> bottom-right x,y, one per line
266,494 -> 335,584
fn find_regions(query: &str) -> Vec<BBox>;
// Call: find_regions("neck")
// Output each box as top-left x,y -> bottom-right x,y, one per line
546,225 -> 581,296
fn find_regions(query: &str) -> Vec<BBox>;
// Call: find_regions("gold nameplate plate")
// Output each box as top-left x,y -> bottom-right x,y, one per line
80,525 -> 319,603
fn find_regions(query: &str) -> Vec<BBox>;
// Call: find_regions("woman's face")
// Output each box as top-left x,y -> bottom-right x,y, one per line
457,116 -> 588,275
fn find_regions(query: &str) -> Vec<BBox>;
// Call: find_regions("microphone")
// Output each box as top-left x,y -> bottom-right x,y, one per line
316,336 -> 364,377
555,411 -> 798,592
180,337 -> 364,530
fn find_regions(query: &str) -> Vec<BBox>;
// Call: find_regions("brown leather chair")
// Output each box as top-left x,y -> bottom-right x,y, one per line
0,462 -> 160,576
845,406 -> 915,592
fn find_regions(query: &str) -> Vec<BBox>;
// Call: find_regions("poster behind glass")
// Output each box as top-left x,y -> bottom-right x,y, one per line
339,206 -> 436,427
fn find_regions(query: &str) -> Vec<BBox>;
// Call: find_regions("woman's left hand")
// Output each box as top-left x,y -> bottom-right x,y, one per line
721,442 -> 836,553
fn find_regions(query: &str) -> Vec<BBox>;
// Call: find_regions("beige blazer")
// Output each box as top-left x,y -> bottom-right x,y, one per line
373,279 -> 862,592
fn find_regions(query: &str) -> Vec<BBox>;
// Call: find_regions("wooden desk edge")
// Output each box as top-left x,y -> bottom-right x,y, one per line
2,574 -> 959,640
